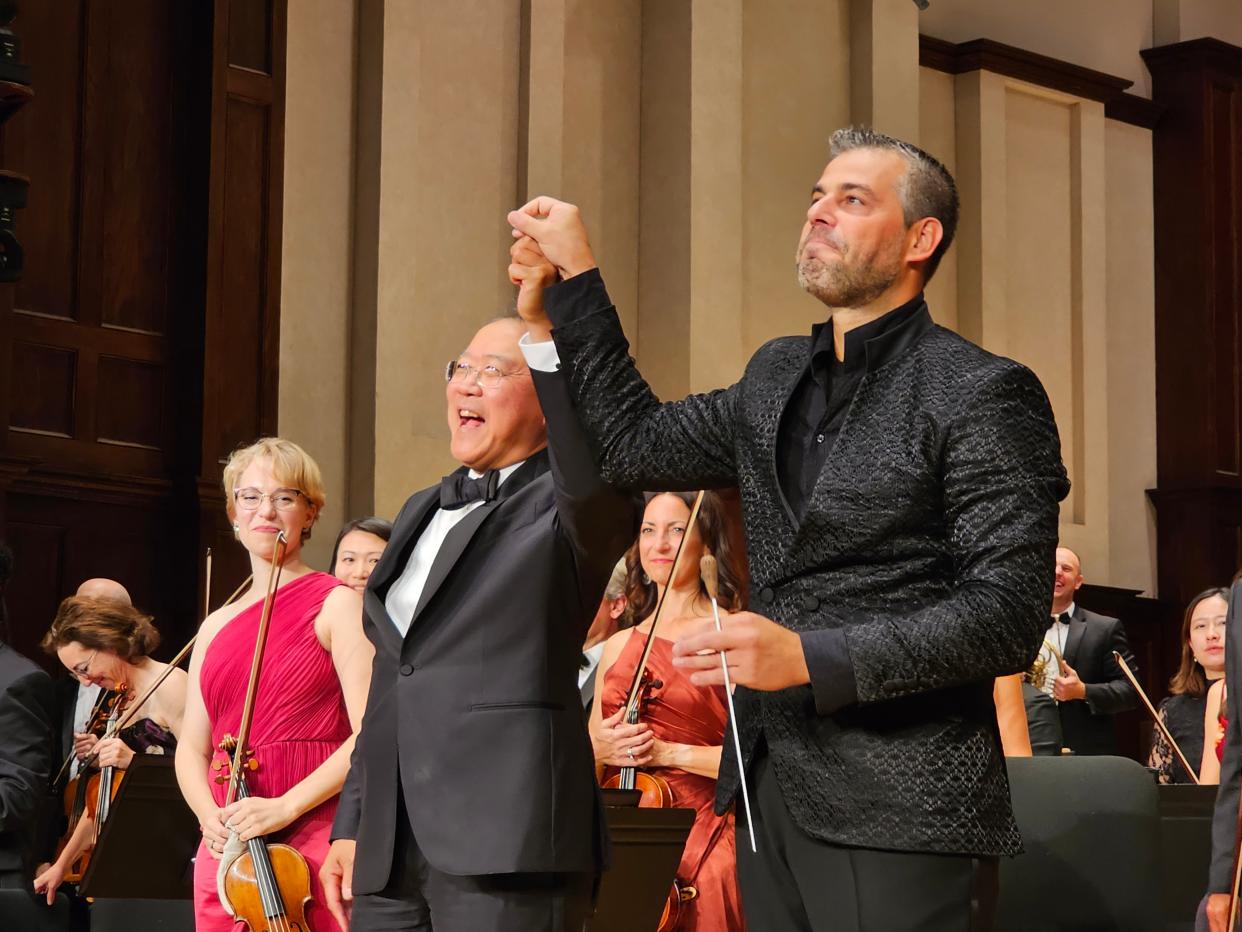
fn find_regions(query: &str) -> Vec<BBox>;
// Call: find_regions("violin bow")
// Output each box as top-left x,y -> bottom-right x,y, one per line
700,554 -> 756,853
73,572 -> 254,775
204,547 -> 213,621
225,532 -> 287,807
52,687 -> 112,787
622,492 -> 705,716
1112,651 -> 1200,785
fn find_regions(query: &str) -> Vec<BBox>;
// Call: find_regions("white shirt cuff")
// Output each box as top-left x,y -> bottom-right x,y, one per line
518,332 -> 561,372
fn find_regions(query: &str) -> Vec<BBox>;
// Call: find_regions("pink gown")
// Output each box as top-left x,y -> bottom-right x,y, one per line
600,630 -> 747,931
192,572 -> 351,931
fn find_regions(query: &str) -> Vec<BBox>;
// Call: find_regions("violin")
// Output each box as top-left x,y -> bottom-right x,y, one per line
214,737 -> 313,932
602,669 -> 696,930
215,531 -> 316,932
83,684 -> 130,844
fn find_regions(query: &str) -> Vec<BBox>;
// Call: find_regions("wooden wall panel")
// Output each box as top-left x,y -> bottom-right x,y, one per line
95,356 -> 165,449
9,342 -> 75,437
1144,39 -> 1242,607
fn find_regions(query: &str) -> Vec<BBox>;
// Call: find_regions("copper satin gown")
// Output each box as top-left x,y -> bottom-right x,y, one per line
192,572 -> 351,931
600,629 -> 747,931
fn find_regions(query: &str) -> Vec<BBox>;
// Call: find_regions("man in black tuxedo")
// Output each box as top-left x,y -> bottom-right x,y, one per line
510,127 -> 1069,930
1037,546 -> 1138,755
320,263 -> 636,930
0,545 -> 58,893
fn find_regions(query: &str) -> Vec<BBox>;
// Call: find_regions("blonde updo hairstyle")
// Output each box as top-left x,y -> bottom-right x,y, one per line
42,596 -> 160,662
221,437 -> 327,541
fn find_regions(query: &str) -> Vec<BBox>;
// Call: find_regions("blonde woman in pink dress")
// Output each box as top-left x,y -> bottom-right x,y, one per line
175,438 -> 372,931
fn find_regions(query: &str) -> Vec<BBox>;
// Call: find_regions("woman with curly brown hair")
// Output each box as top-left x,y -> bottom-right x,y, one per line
34,595 -> 186,902
589,490 -> 748,930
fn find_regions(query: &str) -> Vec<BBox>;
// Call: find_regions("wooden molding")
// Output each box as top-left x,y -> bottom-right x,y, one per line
920,35 -> 1161,128
1142,37 -> 1242,80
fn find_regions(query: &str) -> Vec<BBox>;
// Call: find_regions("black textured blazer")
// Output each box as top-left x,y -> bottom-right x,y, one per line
545,270 -> 1069,857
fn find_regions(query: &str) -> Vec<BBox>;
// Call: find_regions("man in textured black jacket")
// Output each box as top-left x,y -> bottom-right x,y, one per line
509,127 -> 1069,930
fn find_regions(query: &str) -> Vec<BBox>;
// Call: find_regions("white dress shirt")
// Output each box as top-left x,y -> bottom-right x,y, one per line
383,461 -> 524,636
70,682 -> 102,778
1032,601 -> 1075,697
578,641 -> 606,691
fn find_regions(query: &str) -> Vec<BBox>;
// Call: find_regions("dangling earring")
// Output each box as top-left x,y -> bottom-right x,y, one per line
232,524 -> 240,538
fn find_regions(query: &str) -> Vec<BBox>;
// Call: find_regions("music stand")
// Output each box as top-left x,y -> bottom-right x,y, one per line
587,798 -> 695,931
78,756 -> 199,899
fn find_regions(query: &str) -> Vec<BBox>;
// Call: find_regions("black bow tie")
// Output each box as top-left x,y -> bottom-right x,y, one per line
1057,612 -> 1072,625
439,470 -> 500,510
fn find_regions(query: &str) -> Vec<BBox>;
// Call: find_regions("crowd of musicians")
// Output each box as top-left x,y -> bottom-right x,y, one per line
1,126 -> 1242,931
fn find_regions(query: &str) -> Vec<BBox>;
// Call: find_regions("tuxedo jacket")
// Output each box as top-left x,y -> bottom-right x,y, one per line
545,270 -> 1069,857
1210,579 -> 1242,892
332,369 -> 637,890
0,643 -> 56,881
1053,606 -> 1138,755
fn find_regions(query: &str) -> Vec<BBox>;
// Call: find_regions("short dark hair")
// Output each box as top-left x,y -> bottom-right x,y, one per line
43,596 -> 160,662
329,516 -> 394,571
828,126 -> 959,283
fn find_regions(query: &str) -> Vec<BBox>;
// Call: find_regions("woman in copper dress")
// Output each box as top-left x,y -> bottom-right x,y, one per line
590,491 -> 747,931
174,438 -> 372,931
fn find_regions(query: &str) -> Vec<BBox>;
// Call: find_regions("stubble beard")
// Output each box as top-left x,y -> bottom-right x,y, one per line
796,236 -> 904,309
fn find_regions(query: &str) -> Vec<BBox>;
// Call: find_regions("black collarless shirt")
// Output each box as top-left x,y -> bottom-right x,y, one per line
776,293 -> 930,519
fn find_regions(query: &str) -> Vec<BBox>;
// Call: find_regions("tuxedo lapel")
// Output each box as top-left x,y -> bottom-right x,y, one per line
364,486 -> 440,656
1063,609 -> 1088,667
407,498 -> 503,630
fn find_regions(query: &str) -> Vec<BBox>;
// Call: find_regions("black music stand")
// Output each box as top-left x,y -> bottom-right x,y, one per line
588,793 -> 695,931
78,756 -> 199,899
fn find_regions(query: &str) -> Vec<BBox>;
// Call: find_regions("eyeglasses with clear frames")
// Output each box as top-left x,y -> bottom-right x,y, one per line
233,488 -> 307,511
444,360 -> 527,390
72,649 -> 98,680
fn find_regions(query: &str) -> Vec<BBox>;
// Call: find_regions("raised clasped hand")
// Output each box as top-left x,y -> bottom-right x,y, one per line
219,794 -> 297,844
506,197 -> 597,280
508,235 -> 558,342
592,706 -> 654,768
671,611 -> 811,692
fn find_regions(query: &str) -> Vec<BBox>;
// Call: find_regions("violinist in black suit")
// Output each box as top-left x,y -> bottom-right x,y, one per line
319,256 -> 636,931
509,127 -> 1068,931
0,545 -> 57,891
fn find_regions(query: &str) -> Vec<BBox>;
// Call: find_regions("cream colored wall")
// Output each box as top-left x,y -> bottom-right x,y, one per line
1155,0 -> 1242,48
1104,121 -> 1158,593
919,63 -> 1156,592
278,0 -> 357,568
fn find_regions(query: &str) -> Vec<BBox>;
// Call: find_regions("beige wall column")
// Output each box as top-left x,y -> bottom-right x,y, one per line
687,0 -> 747,393
364,0 -> 523,519
526,0 -> 643,337
954,69 -> 1115,579
280,0 -> 358,566
849,0 -> 919,139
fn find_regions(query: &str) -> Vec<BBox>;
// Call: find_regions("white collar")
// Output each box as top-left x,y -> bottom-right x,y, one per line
467,460 -> 525,483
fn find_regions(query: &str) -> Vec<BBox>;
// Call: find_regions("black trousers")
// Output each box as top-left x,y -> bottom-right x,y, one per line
737,752 -> 998,932
351,797 -> 594,932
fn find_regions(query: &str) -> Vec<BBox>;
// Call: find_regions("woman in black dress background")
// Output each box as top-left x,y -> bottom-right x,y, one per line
1150,587 -> 1230,783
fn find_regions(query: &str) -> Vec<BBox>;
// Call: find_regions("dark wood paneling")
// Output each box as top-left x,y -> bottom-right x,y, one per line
96,355 -> 164,449
920,34 -> 1162,129
229,0 -> 273,75
1143,39 -> 1242,621
1,0 -> 84,321
200,0 -> 285,490
9,340 -> 75,436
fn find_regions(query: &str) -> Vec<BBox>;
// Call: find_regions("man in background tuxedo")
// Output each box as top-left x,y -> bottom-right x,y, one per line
580,558 -> 627,711
1039,546 -> 1138,755
320,256 -> 636,931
